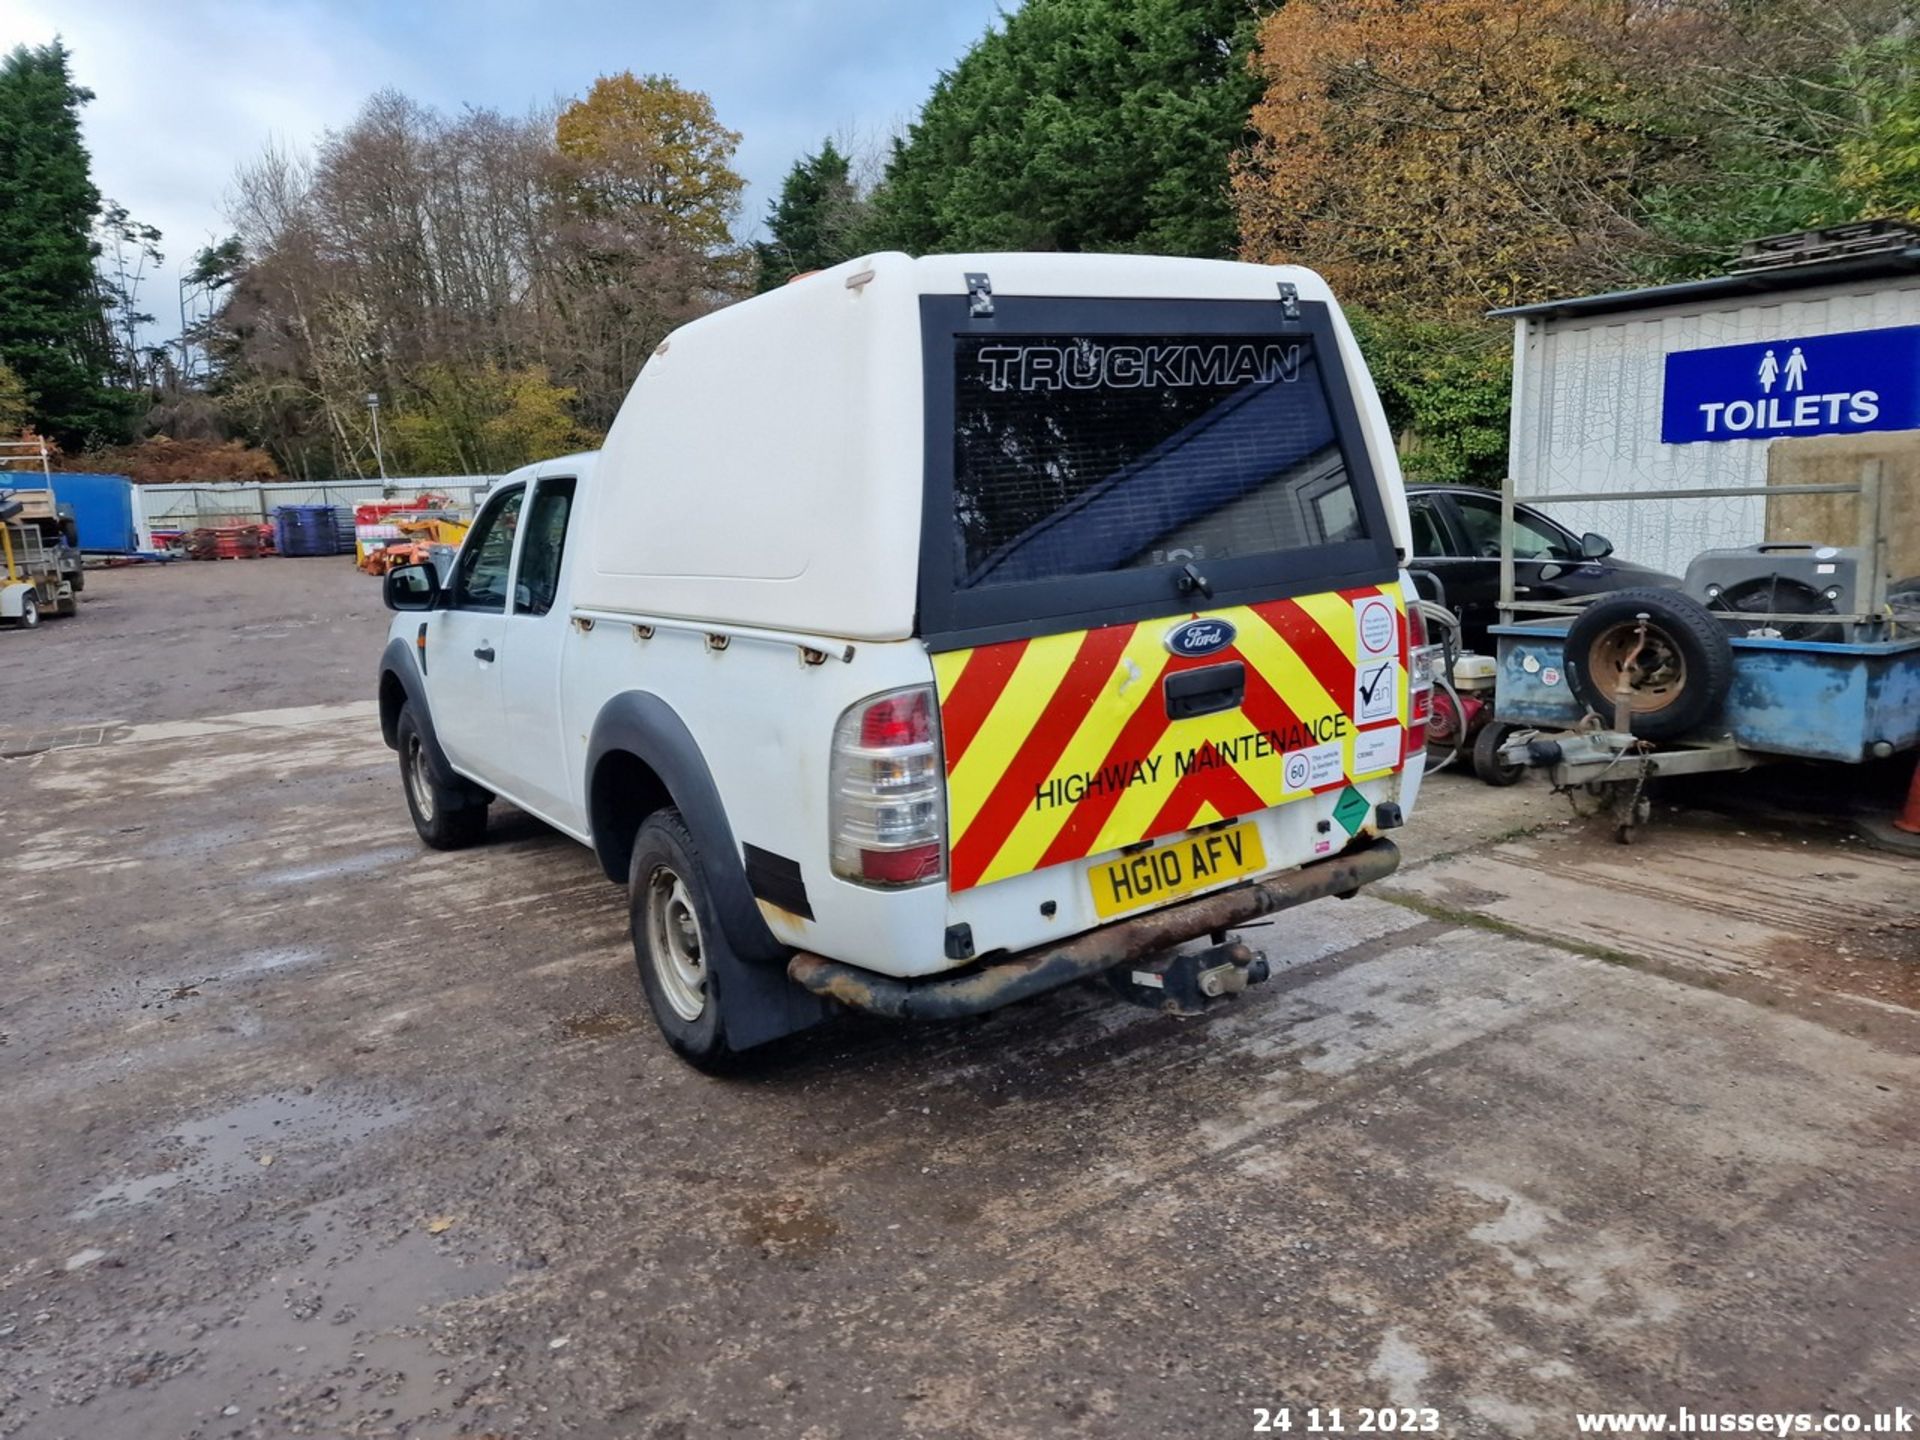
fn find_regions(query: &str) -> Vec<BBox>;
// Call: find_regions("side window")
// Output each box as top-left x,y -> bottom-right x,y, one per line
1308,477 -> 1362,544
450,486 -> 525,611
1451,492 -> 1573,561
513,478 -> 577,617
1406,496 -> 1451,558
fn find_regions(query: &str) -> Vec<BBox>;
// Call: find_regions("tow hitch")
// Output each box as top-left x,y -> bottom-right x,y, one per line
1108,938 -> 1272,1016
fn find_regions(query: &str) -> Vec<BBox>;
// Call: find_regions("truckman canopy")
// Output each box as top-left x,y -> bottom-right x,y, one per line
578,252 -> 1410,643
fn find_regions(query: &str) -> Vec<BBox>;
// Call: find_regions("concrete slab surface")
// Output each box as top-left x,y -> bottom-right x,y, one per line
0,560 -> 1916,1440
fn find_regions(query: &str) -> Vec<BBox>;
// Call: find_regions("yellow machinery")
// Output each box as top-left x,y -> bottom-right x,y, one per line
0,438 -> 84,599
0,498 -> 76,630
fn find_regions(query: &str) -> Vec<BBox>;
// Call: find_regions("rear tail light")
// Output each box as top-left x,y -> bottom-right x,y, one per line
1407,599 -> 1437,756
830,686 -> 946,887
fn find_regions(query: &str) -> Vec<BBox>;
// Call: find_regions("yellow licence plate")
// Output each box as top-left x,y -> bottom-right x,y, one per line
1088,822 -> 1267,920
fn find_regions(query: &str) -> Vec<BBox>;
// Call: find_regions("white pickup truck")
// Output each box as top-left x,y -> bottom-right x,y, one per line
378,252 -> 1431,1068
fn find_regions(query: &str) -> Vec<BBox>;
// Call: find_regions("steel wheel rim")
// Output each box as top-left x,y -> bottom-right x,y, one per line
19,597 -> 37,628
1588,624 -> 1685,714
646,866 -> 707,1023
406,734 -> 435,822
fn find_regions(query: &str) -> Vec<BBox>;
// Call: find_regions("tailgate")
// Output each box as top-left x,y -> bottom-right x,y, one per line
933,586 -> 1407,892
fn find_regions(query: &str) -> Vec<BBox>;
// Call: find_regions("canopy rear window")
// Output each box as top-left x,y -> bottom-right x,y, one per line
918,297 -> 1397,648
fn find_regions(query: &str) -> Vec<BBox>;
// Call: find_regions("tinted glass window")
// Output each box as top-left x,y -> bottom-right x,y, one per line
514,478 -> 576,616
451,487 -> 524,611
1407,496 -> 1451,558
1451,492 -> 1574,560
951,334 -> 1360,590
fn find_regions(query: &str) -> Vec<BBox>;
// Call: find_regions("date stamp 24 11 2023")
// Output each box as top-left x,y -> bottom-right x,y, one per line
1254,1408 -> 1443,1435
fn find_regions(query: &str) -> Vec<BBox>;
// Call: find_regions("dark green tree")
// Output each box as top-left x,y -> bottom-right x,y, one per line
868,0 -> 1260,257
754,139 -> 870,291
0,42 -> 125,446
1347,310 -> 1511,489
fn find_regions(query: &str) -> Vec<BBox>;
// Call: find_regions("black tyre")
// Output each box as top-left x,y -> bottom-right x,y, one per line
628,809 -> 742,1072
1563,588 -> 1733,742
13,592 -> 39,629
1472,722 -> 1526,786
396,703 -> 488,849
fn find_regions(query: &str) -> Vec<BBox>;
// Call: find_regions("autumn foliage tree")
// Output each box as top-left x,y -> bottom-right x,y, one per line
1234,0 -> 1666,318
1229,0 -> 1919,482
556,72 -> 744,252
550,73 -> 749,421
202,74 -> 750,479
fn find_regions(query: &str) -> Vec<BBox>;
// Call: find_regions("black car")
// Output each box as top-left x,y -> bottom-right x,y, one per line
1406,484 -> 1680,653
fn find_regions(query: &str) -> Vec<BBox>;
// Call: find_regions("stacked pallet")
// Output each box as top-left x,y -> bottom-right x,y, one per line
186,524 -> 271,560
272,504 -> 354,557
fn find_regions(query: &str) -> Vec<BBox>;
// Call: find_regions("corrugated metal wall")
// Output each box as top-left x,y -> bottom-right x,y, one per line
134,478 -> 496,544
1510,277 -> 1920,575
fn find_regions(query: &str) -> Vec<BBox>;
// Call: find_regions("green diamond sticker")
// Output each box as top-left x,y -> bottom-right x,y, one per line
1332,786 -> 1372,836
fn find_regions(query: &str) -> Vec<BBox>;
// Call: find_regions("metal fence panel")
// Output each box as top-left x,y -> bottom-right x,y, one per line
133,477 -> 496,542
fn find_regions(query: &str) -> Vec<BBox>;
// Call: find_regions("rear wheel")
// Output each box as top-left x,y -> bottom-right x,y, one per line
13,592 -> 39,629
629,809 -> 742,1072
396,703 -> 488,849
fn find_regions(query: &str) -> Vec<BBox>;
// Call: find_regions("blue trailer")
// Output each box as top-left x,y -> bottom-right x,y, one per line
1485,461 -> 1920,842
1493,625 -> 1920,765
47,472 -> 140,554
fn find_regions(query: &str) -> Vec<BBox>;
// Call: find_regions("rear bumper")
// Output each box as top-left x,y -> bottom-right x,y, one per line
786,839 -> 1401,1021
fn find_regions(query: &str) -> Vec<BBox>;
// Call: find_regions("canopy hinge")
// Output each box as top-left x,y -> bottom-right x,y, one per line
1276,281 -> 1300,321
966,271 -> 995,318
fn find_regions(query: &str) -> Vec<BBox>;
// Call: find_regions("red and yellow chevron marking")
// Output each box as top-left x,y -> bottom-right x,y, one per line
934,586 -> 1407,892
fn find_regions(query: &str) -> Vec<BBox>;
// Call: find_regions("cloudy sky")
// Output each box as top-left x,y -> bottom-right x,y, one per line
0,0 -> 1011,343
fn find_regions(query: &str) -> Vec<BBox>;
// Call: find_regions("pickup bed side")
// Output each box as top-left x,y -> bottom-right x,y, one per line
381,634 -> 840,1050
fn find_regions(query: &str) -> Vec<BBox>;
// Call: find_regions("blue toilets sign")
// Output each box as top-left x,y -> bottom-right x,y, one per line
1660,323 -> 1920,444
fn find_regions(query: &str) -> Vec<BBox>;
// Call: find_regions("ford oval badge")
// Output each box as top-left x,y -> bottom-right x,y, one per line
1165,617 -> 1236,658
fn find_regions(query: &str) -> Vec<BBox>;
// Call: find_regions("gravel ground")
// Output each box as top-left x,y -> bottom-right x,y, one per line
0,560 -> 1915,1440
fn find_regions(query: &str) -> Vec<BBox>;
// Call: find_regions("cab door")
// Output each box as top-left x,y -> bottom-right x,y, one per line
497,475 -> 582,828
429,483 -> 524,773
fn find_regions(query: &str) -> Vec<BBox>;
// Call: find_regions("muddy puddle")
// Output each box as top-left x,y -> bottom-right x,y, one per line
71,1089 -> 412,1222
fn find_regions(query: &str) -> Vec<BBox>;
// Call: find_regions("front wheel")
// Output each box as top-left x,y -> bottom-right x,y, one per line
396,703 -> 488,849
629,809 -> 743,1072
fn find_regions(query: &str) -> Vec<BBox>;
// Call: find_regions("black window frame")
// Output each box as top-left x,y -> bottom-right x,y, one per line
916,295 -> 1401,651
445,481 -> 526,613
511,474 -> 577,618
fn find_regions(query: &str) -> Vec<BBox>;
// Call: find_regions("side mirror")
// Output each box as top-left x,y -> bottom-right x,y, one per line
384,561 -> 440,611
1580,532 -> 1614,560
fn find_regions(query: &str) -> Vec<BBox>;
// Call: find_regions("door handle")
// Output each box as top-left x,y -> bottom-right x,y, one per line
1163,662 -> 1245,721
474,645 -> 495,662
